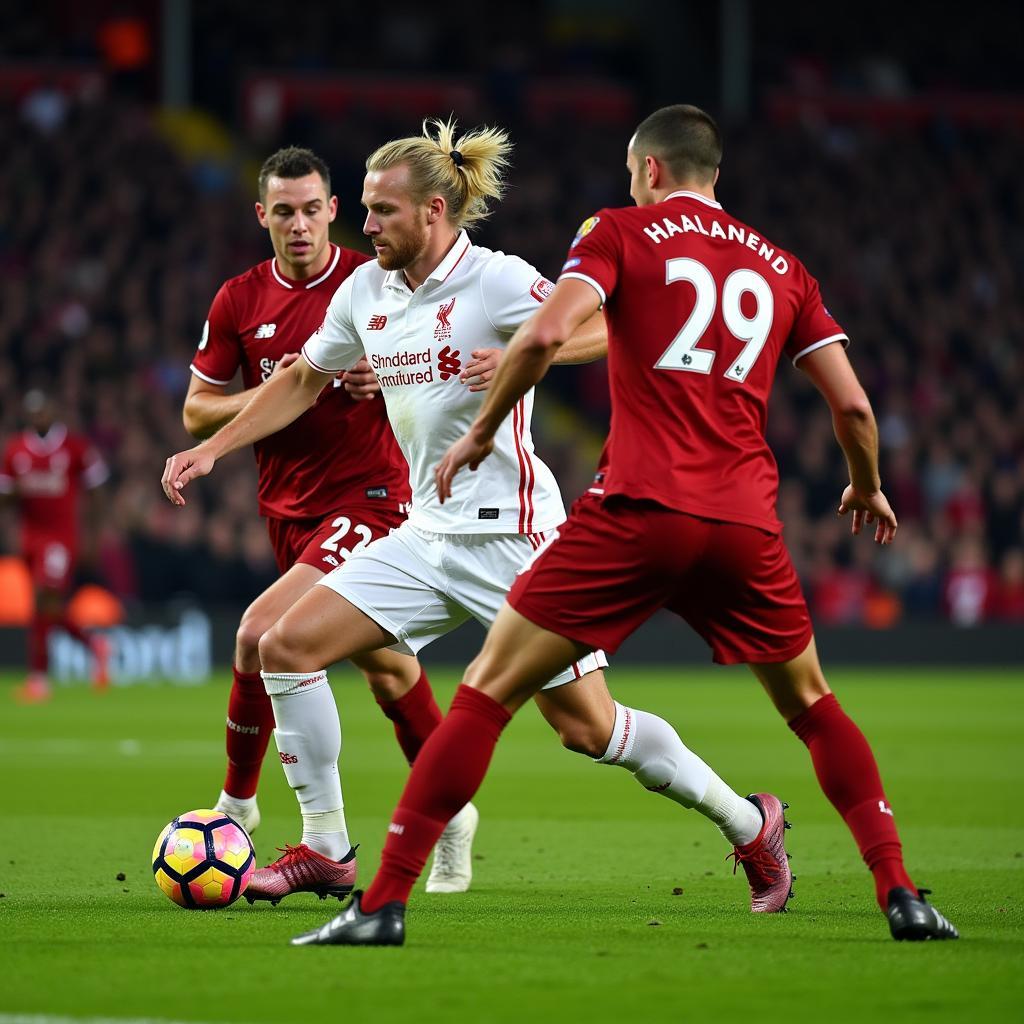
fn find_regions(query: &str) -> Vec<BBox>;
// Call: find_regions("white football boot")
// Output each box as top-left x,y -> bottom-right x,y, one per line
425,802 -> 479,893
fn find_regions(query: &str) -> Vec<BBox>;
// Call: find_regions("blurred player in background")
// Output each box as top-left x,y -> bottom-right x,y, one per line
0,390 -> 110,702
165,120 -> 790,912
185,147 -> 478,896
299,104 -> 958,946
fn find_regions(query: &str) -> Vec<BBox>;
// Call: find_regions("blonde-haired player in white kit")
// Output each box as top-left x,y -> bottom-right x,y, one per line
162,119 -> 787,909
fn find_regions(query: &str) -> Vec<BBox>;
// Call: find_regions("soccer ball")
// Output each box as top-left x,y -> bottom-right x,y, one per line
152,809 -> 255,909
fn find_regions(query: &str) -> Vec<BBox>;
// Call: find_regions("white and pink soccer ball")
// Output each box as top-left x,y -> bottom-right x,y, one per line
152,809 -> 255,909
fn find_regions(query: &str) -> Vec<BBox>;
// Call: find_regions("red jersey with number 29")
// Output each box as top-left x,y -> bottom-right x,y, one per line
560,191 -> 847,534
190,244 -> 410,520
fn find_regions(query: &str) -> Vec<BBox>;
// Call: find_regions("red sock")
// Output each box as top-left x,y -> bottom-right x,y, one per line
28,611 -> 52,673
223,668 -> 276,799
789,693 -> 915,909
57,615 -> 91,646
361,685 -> 511,912
375,670 -> 442,763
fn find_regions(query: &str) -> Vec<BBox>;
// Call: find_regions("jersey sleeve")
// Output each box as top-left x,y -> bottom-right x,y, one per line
557,211 -> 621,306
785,263 -> 849,365
301,273 -> 365,373
191,283 -> 241,385
479,255 -> 555,333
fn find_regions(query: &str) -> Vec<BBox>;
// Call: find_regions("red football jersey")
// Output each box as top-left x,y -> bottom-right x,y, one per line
0,425 -> 108,545
561,191 -> 847,533
190,244 -> 411,520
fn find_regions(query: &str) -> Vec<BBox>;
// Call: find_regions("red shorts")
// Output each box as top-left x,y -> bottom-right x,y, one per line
265,503 -> 408,576
23,535 -> 76,592
508,495 -> 813,665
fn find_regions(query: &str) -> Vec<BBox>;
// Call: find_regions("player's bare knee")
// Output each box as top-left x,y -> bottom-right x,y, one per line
460,653 -> 491,692
555,720 -> 607,758
791,673 -> 831,712
768,669 -> 831,721
235,613 -> 265,668
257,625 -> 298,673
363,669 -> 410,702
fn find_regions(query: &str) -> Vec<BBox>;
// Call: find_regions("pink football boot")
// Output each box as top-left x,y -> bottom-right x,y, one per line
244,844 -> 356,906
728,793 -> 793,913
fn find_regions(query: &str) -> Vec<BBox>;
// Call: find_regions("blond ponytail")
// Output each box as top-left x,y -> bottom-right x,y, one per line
367,116 -> 512,230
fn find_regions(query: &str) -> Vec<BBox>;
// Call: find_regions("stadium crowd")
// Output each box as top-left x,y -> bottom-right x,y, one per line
0,79 -> 1021,626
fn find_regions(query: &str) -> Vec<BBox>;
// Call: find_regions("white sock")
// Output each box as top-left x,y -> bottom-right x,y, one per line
596,702 -> 762,846
216,790 -> 256,813
262,669 -> 351,860
698,774 -> 763,847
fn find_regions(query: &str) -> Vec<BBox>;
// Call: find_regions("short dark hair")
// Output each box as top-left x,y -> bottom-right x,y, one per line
631,105 -> 722,185
258,146 -> 331,201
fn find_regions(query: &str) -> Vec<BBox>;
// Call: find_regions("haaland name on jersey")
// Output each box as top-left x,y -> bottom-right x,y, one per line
643,213 -> 791,275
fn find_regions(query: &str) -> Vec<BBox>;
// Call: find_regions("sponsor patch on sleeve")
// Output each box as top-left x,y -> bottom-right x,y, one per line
570,215 -> 601,248
561,257 -> 582,272
530,277 -> 555,303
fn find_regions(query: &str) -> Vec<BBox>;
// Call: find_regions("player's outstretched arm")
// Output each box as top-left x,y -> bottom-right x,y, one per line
554,309 -> 607,364
434,278 -> 600,502
798,342 -> 897,544
183,354 -> 299,438
162,358 -> 334,506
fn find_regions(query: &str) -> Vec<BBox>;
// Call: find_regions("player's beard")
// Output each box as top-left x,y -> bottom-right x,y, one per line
375,222 -> 429,271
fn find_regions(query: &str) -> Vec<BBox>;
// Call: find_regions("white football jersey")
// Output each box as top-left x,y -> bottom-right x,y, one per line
302,231 -> 566,535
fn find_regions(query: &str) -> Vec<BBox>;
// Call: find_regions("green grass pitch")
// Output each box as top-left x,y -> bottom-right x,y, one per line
1,666 -> 1022,1024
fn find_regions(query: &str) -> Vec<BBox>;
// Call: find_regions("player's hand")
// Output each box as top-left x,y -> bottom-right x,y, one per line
269,352 -> 300,378
838,485 -> 898,545
342,357 -> 380,401
459,348 -> 502,392
161,447 -> 216,506
434,430 -> 495,504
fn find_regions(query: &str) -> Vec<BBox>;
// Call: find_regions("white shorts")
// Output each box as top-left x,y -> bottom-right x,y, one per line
316,521 -> 608,689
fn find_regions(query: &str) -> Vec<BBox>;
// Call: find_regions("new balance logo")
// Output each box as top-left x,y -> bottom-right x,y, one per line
255,323 -> 277,339
437,345 -> 461,380
367,314 -> 388,330
280,752 -> 299,765
226,717 -> 260,735
387,822 -> 405,836
879,800 -> 894,816
434,297 -> 456,340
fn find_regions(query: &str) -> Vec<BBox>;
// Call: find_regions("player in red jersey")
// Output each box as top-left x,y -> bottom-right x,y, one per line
185,147 -> 470,894
0,390 -> 111,702
297,105 -> 958,946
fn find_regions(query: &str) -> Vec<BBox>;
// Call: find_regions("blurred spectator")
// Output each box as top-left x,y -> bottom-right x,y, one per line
993,549 -> 1024,622
944,537 -> 997,626
0,36 -> 1021,626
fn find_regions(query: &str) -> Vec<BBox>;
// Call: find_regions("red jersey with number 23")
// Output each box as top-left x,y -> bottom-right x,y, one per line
561,191 -> 847,534
190,245 -> 410,520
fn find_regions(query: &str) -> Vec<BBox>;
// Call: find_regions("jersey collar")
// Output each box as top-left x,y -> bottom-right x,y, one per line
663,190 -> 722,210
383,230 -> 472,294
23,423 -> 67,456
270,244 -> 342,290
425,230 -> 472,285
